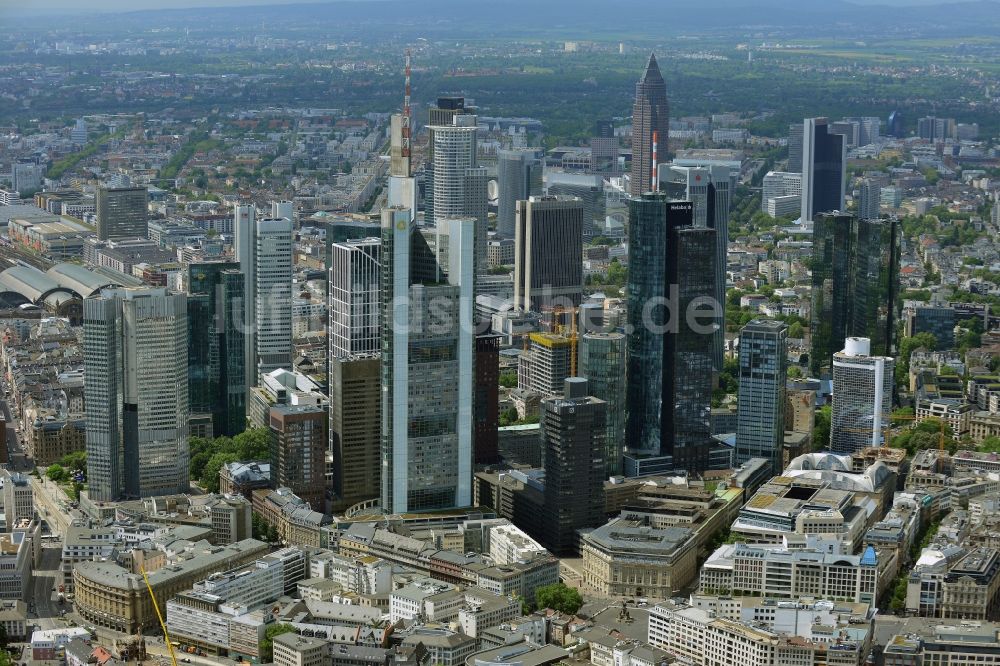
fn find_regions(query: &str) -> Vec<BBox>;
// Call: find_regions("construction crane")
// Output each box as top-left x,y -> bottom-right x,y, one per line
139,567 -> 179,666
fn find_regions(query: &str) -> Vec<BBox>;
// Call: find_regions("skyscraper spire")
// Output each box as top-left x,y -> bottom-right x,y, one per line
630,53 -> 670,197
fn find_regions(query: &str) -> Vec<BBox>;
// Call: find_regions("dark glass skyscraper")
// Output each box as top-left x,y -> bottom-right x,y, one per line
810,213 -> 899,375
625,195 -> 716,472
496,149 -> 543,239
630,53 -> 670,197
801,118 -> 846,222
187,261 -> 247,438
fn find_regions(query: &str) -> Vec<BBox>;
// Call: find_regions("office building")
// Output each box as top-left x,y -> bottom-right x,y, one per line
329,356 -> 381,512
518,332 -> 573,397
381,208 -> 475,514
187,261 -> 246,437
887,110 -> 904,138
84,288 -> 189,501
426,116 -> 488,275
858,179 -> 881,220
424,97 -> 466,226
905,305 -> 956,349
579,332 -> 626,477
475,335 -> 501,466
648,598 -> 875,666
590,120 -> 619,175
761,171 -> 801,215
2,472 -> 33,531
96,185 -> 149,241
917,116 -> 956,142
541,378 -> 606,554
235,208 -> 293,383
810,213 -> 898,374
10,163 -> 43,196
787,123 -> 803,174
328,238 -> 381,359
735,320 -> 787,473
831,337 -> 894,455
512,196 -> 584,311
625,195 -> 716,472
496,149 -> 543,239
800,118 -> 846,222
270,404 -> 328,512
659,163 -> 730,370
630,53 -> 670,197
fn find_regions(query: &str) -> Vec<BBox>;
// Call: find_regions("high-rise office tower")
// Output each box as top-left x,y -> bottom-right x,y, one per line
513,196 -> 584,311
735,320 -> 788,474
859,117 -> 881,147
810,213 -> 899,375
625,195 -> 716,472
801,118 -> 846,223
187,261 -> 247,438
887,111 -> 904,138
630,53 -> 670,197
424,96 -> 466,226
546,173 -> 605,236
474,335 -> 501,466
328,239 -> 381,359
659,164 -> 729,371
84,288 -> 190,501
787,123 -> 804,174
235,208 -> 293,384
541,377 -> 606,555
831,337 -> 894,455
96,185 -> 149,240
590,120 -> 619,175
519,332 -> 574,397
849,216 -> 899,357
810,213 -> 853,376
579,332 -> 626,477
497,149 -> 543,239
270,403 -> 328,511
381,208 -> 475,514
858,179 -> 881,220
917,116 -> 956,142
328,238 -> 382,512
427,116 -> 488,275
329,355 -> 381,512
830,120 -> 860,149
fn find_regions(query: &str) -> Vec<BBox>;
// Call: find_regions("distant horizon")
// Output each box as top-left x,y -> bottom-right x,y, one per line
1,0 -> 989,17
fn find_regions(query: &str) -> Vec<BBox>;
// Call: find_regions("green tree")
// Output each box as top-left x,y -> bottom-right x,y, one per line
231,428 -> 270,460
46,465 -> 67,482
787,321 -> 804,339
58,450 -> 87,473
812,405 -> 832,451
534,583 -> 583,614
980,436 -> 1000,453
259,623 -> 296,662
499,370 -> 518,389
787,366 -> 803,379
201,452 -> 240,493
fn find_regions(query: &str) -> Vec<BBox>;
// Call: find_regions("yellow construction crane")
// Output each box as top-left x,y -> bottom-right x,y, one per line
140,567 -> 179,666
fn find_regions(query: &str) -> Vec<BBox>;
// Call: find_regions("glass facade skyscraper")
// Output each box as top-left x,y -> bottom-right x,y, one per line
625,194 -> 717,472
85,288 -> 190,501
497,149 -> 543,239
810,213 -> 899,375
735,319 -> 788,474
580,332 -> 626,477
381,208 -> 475,514
187,261 -> 247,438
801,118 -> 846,222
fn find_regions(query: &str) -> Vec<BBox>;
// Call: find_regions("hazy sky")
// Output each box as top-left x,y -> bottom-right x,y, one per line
0,0 -> 958,14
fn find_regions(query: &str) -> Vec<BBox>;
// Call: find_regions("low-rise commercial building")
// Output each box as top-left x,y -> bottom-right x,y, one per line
73,538 -> 268,633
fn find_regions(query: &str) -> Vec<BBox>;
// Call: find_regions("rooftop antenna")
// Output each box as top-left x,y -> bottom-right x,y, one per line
402,49 -> 412,176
